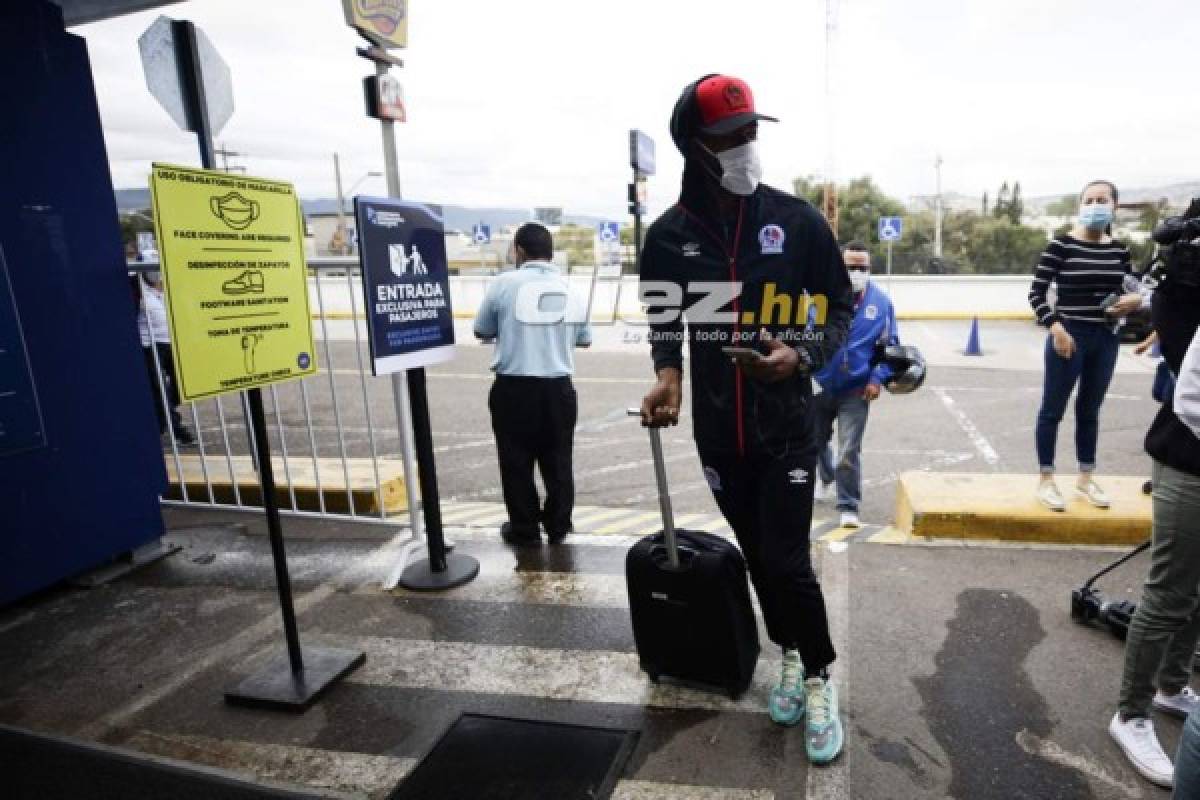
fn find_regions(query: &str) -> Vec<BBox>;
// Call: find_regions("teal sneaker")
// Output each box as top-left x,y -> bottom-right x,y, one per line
804,676 -> 844,764
768,649 -> 804,726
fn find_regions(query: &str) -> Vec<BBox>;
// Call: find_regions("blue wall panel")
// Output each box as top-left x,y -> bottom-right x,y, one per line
0,0 -> 168,604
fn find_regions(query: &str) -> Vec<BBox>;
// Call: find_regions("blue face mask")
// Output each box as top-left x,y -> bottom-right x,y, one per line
1079,203 -> 1113,231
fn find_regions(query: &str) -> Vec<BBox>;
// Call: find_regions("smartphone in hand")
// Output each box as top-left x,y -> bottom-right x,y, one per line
721,346 -> 763,363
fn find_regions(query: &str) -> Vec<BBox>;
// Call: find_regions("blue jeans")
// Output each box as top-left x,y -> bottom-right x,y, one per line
1035,320 -> 1119,472
813,391 -> 869,512
1176,709 -> 1200,799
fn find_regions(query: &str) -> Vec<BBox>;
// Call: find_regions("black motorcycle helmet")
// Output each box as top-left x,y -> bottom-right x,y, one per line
876,344 -> 927,394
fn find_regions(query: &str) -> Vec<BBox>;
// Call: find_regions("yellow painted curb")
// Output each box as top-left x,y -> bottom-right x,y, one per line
895,471 -> 1151,545
164,454 -> 407,515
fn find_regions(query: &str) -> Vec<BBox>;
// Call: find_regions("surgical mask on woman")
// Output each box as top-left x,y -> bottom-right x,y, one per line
848,269 -> 869,293
712,141 -> 762,196
1079,203 -> 1113,231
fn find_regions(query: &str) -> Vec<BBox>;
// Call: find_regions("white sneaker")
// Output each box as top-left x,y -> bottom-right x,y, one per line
815,480 -> 834,502
1037,479 -> 1066,512
1108,712 -> 1173,788
1077,478 -> 1112,509
1153,686 -> 1200,719
839,511 -> 861,529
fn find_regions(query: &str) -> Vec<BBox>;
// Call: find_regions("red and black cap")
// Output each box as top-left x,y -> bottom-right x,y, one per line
694,75 -> 778,135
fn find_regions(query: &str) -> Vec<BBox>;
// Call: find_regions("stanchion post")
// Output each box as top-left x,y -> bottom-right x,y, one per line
174,18 -> 363,709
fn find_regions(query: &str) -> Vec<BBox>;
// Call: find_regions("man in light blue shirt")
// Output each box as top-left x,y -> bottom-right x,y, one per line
474,223 -> 591,546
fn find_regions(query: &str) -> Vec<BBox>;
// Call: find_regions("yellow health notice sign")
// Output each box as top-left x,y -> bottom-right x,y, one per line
150,164 -> 317,401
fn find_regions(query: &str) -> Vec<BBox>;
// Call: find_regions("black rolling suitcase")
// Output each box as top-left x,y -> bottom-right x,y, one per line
624,410 -> 759,698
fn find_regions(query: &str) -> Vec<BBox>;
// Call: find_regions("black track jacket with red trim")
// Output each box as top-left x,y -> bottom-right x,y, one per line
639,176 -> 854,457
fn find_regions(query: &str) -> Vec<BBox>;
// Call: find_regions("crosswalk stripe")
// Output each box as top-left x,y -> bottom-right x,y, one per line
440,504 -> 507,524
573,507 -> 638,527
596,511 -> 661,535
847,524 -> 883,543
439,504 -> 859,541
327,635 -> 779,713
819,525 -> 859,543
122,731 -> 414,797
613,781 -> 774,799
456,507 -> 509,526
392,569 -> 629,608
123,732 -> 775,799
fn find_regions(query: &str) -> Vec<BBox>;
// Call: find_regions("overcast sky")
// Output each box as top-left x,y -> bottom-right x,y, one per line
79,0 -> 1198,219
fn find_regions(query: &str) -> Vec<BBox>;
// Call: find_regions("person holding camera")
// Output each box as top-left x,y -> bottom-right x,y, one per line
1108,202 -> 1200,789
1028,179 -> 1140,511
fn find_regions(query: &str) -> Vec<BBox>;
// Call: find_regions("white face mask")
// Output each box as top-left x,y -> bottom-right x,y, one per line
848,269 -> 869,293
714,141 -> 762,196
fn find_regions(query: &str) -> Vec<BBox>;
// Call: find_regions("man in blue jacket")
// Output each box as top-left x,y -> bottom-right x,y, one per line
812,241 -> 899,528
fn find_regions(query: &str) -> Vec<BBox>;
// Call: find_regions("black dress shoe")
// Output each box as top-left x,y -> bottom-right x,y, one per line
500,521 -> 541,547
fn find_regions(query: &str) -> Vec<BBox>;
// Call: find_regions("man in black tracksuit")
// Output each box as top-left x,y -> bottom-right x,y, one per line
638,74 -> 854,764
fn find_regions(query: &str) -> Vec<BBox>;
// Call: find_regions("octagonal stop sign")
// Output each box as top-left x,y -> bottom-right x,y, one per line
138,16 -> 234,137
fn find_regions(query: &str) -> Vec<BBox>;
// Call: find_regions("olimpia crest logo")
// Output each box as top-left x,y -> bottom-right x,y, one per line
356,0 -> 406,35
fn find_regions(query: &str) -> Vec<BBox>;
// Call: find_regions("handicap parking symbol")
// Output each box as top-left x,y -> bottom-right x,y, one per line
597,221 -> 619,243
878,216 -> 903,242
473,224 -> 491,244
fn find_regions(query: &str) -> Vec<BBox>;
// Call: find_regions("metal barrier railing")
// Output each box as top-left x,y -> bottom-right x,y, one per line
130,257 -> 411,525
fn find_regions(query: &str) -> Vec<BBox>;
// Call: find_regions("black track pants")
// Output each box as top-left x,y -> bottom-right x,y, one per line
699,446 -> 837,672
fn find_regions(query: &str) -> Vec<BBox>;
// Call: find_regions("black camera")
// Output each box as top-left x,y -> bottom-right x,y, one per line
1149,196 -> 1200,290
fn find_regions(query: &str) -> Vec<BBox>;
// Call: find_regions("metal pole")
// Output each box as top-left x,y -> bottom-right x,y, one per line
377,58 -> 424,543
632,171 -> 643,265
179,15 -> 304,674
334,153 -> 348,256
887,240 -> 894,294
363,52 -> 475,591
247,387 -> 304,674
407,367 -> 447,572
934,154 -> 944,259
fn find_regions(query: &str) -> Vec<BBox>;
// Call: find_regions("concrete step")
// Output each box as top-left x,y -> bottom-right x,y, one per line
163,454 -> 407,515
895,471 -> 1152,545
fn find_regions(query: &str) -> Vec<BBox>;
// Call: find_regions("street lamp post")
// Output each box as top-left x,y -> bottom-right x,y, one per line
333,155 -> 382,255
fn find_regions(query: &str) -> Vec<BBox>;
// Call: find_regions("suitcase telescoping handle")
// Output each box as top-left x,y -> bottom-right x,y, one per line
627,408 -> 681,568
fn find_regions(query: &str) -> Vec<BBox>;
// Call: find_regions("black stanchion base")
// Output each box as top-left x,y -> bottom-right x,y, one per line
224,646 -> 365,712
397,553 -> 480,591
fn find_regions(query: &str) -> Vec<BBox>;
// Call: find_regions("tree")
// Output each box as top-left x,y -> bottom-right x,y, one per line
119,210 -> 154,248
1009,182 -> 1024,224
993,182 -> 1010,220
792,175 -> 905,248
1045,194 -> 1079,218
982,191 -> 989,216
790,174 -> 1050,274
1138,205 -> 1163,232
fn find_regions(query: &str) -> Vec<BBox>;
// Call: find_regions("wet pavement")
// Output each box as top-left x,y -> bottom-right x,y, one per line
0,509 -> 1184,798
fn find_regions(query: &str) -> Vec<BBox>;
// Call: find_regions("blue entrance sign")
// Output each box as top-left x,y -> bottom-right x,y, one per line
0,245 -> 46,457
354,197 -> 456,374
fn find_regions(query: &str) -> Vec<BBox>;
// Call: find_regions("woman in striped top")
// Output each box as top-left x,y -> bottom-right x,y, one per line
1028,179 -> 1141,511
